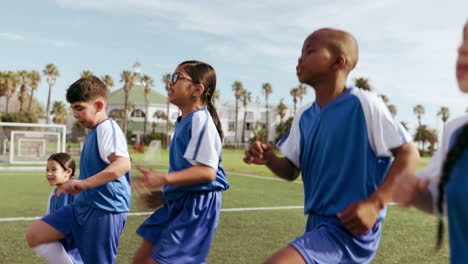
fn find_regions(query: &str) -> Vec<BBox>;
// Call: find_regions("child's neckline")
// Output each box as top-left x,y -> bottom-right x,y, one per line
313,87 -> 352,111
54,188 -> 64,198
177,107 -> 207,123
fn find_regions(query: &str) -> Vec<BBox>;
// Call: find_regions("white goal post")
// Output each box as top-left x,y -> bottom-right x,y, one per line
0,122 -> 66,165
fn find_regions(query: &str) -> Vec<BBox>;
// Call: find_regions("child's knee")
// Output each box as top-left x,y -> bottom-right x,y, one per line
25,225 -> 40,248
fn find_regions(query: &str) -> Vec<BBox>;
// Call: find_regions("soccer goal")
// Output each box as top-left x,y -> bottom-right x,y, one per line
143,140 -> 161,162
0,122 -> 66,164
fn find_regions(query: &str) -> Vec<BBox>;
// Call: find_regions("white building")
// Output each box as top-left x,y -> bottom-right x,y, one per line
106,63 -> 295,145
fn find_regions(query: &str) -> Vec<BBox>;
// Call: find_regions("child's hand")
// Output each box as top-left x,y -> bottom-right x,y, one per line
392,173 -> 430,207
135,167 -> 168,189
243,142 -> 273,165
62,179 -> 90,195
139,190 -> 165,210
337,199 -> 381,236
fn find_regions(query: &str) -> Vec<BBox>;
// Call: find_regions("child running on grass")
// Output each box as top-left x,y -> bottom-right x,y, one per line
26,76 -> 131,264
132,60 -> 229,264
44,153 -> 83,264
244,28 -> 420,264
393,20 -> 468,263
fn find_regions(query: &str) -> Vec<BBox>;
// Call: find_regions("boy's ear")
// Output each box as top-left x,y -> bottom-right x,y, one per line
95,100 -> 105,112
332,55 -> 346,71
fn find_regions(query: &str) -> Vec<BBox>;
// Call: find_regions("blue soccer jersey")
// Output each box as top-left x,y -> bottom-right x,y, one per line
278,87 -> 410,216
418,115 -> 468,263
163,107 -> 229,200
47,189 -> 75,214
74,118 -> 131,212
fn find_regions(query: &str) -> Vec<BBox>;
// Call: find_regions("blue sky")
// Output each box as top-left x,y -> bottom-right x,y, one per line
1,0 -> 467,134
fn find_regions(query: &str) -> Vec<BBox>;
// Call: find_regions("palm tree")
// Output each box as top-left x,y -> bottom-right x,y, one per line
101,75 -> 114,92
354,77 -> 371,91
81,70 -> 93,78
298,84 -> 307,106
51,101 -> 67,124
262,82 -> 272,142
17,70 -> 30,112
232,81 -> 244,144
240,88 -> 251,143
141,74 -> 154,139
43,64 -> 60,124
277,99 -> 288,123
4,71 -> 19,113
437,106 -> 450,133
413,104 -> 425,127
290,87 -> 300,114
120,70 -> 134,134
162,73 -> 171,147
380,94 -> 389,105
387,104 -> 397,117
28,70 -> 41,111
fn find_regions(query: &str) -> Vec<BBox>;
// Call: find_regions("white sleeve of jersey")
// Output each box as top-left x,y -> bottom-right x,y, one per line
418,115 -> 468,214
46,190 -> 54,215
96,119 -> 130,164
352,89 -> 411,157
184,111 -> 222,169
276,103 -> 312,169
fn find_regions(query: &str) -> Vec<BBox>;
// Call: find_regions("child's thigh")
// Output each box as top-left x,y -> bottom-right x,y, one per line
26,220 -> 65,247
73,207 -> 127,263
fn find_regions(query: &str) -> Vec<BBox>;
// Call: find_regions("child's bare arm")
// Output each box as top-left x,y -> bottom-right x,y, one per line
135,164 -> 216,188
243,141 -> 300,181
392,173 -> 433,214
338,142 -> 420,235
63,153 -> 131,194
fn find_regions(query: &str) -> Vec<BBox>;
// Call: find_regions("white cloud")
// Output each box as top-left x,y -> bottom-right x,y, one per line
0,32 -> 25,40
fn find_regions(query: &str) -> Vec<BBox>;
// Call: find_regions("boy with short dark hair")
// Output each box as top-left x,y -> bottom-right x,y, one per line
26,76 -> 131,264
244,28 -> 420,264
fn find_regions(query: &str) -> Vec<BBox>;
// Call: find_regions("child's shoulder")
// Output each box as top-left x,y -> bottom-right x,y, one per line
96,118 -> 121,132
349,87 -> 381,102
445,114 -> 468,135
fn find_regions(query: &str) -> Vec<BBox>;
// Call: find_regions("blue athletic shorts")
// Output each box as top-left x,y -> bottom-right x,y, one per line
42,204 -> 127,264
290,214 -> 381,264
136,191 -> 222,264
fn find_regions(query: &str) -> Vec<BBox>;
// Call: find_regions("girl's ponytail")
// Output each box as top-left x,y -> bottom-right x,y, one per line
436,123 -> 468,249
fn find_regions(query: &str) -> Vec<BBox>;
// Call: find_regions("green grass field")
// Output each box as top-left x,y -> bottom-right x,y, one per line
0,151 -> 449,263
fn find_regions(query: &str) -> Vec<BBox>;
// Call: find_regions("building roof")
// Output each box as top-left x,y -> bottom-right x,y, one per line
108,73 -> 168,105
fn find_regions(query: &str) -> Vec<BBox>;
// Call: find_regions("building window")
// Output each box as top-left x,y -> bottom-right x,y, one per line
260,112 -> 267,122
246,122 -> 253,131
131,109 -> 145,118
228,122 -> 235,132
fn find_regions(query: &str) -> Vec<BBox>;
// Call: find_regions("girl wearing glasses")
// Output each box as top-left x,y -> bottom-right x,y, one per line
132,60 -> 229,264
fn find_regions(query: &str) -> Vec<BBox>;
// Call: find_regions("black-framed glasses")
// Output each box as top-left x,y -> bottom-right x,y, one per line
169,73 -> 197,84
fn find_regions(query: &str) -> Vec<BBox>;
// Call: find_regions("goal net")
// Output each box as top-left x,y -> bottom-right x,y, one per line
0,122 -> 66,164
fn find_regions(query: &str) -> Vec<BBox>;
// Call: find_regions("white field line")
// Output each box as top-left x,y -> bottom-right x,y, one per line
229,171 -> 303,184
0,206 -> 304,222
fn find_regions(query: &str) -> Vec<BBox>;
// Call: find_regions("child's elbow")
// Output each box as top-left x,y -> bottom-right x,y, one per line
118,157 -> 131,174
204,168 -> 217,182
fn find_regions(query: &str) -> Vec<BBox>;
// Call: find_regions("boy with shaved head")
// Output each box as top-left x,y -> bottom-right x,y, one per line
244,28 -> 419,263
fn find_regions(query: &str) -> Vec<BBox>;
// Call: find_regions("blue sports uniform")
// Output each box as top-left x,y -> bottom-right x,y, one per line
46,190 -> 83,264
43,118 -> 130,264
137,107 -> 229,264
418,115 -> 468,263
278,87 -> 410,263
